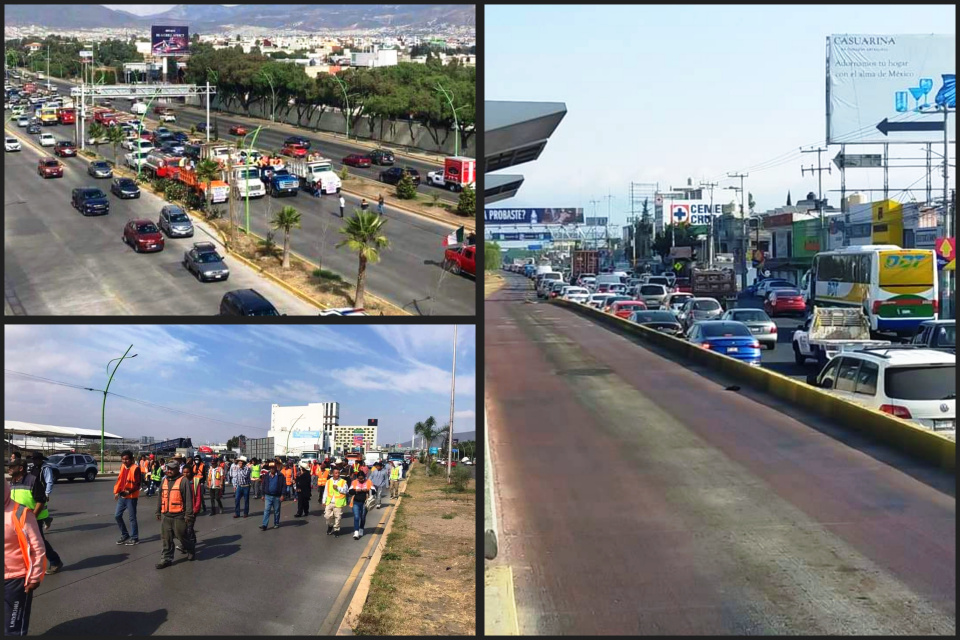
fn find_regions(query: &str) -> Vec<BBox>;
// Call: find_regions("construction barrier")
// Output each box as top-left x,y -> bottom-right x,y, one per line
554,299 -> 956,472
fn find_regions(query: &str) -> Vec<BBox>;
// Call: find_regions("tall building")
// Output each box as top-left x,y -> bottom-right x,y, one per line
269,402 -> 339,456
332,425 -> 378,454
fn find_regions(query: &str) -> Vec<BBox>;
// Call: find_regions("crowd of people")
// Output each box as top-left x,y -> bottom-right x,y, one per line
4,449 -> 409,635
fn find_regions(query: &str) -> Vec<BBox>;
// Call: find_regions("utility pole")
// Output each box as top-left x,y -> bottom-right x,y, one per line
942,104 -> 953,319
446,326 -> 458,483
801,147 -> 831,253
727,173 -> 749,289
603,194 -> 614,257
589,199 -> 601,252
700,181 -> 718,266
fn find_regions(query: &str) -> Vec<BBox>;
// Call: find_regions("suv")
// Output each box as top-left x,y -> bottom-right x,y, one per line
71,187 -> 110,216
37,157 -> 63,178
283,135 -> 311,149
183,242 -> 230,281
219,289 -> 282,316
808,347 -> 955,432
44,453 -> 98,482
368,149 -> 394,165
379,166 -> 420,186
158,205 -> 194,238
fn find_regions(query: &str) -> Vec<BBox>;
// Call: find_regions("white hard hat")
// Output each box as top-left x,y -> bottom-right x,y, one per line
299,460 -> 311,470
334,457 -> 343,464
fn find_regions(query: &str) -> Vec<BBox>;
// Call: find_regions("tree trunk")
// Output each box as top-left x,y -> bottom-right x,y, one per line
282,229 -> 291,269
355,254 -> 367,309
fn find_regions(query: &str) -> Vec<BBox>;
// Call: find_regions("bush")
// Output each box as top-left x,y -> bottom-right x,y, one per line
456,184 -> 475,217
485,241 -> 502,271
162,180 -> 189,204
311,268 -> 343,281
450,466 -> 472,491
429,461 -> 441,476
338,165 -> 349,181
430,193 -> 441,207
395,172 -> 418,200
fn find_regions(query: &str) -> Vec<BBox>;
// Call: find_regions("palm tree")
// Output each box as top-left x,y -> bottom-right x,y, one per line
336,210 -> 389,310
414,416 -> 442,475
271,206 -> 302,269
195,158 -> 221,220
103,124 -> 123,165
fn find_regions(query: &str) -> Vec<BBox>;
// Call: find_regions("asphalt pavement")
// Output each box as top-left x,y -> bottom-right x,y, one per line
29,476 -> 393,635
485,272 -> 955,635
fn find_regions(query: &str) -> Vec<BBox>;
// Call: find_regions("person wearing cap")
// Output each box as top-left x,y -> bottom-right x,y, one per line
233,458 -> 251,518
294,461 -> 312,517
369,461 -> 390,509
259,463 -> 285,530
155,459 -> 195,569
181,464 -> 202,554
348,470 -> 373,539
315,462 -> 331,507
281,462 -> 295,501
323,468 -> 348,538
114,450 -> 142,546
4,481 -> 46,636
7,458 -> 62,575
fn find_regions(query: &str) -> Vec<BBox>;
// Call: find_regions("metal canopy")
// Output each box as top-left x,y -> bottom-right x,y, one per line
4,421 -> 123,439
70,84 -> 216,99
485,174 -> 525,204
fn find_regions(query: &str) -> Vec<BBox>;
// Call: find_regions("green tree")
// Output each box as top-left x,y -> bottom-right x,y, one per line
485,241 -> 501,271
336,210 -> 389,310
271,205 -> 302,269
456,184 -> 475,217
395,171 -> 417,200
413,417 -> 443,475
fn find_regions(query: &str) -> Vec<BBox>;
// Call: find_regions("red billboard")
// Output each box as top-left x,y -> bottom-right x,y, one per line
151,26 -> 189,56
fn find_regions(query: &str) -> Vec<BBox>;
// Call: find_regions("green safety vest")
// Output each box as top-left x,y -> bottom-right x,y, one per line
325,478 -> 347,508
151,467 -> 162,482
250,464 -> 261,480
390,466 -> 400,480
9,476 -> 48,521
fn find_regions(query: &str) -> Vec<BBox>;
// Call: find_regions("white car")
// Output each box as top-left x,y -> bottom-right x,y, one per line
460,458 -> 472,465
124,139 -> 154,155
561,286 -> 591,303
809,347 -> 955,432
38,133 -> 56,147
124,150 -> 151,169
580,276 -> 597,291
586,293 -> 611,309
17,116 -> 30,127
159,113 -> 176,122
637,284 -> 669,309
5,137 -> 22,152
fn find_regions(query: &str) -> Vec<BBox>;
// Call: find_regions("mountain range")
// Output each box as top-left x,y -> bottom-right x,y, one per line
5,4 -> 476,30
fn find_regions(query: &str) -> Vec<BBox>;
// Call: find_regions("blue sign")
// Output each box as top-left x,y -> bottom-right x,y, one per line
429,447 -> 439,455
485,208 -> 584,225
490,232 -> 553,241
528,244 -> 542,250
291,430 -> 321,439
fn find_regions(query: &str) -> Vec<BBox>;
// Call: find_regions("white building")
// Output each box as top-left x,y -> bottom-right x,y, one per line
332,425 -> 378,455
351,48 -> 398,68
269,402 -> 340,456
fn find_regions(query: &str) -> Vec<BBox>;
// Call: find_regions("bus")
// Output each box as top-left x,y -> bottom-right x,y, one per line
39,106 -> 59,126
808,244 -> 938,335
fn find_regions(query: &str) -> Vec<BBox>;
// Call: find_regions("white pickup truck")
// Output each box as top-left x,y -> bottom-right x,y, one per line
792,307 -> 890,366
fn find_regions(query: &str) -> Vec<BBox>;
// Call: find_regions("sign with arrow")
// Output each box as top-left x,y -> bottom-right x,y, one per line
833,153 -> 883,169
935,237 -> 955,271
876,118 -> 945,137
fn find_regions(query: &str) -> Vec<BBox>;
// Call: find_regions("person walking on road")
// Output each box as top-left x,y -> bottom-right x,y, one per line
192,456 -> 207,515
29,453 -> 54,532
316,462 -> 331,507
233,458 -> 251,518
389,461 -> 401,500
250,459 -> 262,499
338,195 -> 345,218
294,461 -> 312,517
206,460 -> 224,515
7,459 -> 62,575
155,460 -> 195,569
114,450 -> 142,546
146,458 -> 162,497
377,194 -> 385,216
324,468 -> 348,538
259,463 -> 285,530
369,461 -> 389,509
349,471 -> 373,539
181,465 -> 202,554
281,462 -> 295,502
4,482 -> 46,636
360,198 -> 369,212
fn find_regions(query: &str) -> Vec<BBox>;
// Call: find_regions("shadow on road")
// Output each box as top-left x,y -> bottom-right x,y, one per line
196,544 -> 240,561
47,522 -> 114,534
67,553 -> 128,571
41,609 -> 168,636
199,534 -> 241,546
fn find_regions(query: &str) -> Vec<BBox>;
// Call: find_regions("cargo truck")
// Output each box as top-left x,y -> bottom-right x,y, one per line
267,170 -> 299,197
232,166 -> 266,198
177,166 -> 229,204
287,158 -> 342,195
571,250 -> 599,284
691,268 -> 738,308
792,307 -> 891,366
242,437 -> 275,462
426,156 -> 477,192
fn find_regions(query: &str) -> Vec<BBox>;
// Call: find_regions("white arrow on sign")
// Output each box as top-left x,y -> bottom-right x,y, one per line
833,153 -> 883,169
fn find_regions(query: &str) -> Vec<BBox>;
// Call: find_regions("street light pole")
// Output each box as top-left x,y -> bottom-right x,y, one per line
101,345 -> 137,474
446,326 -> 458,482
727,173 -> 749,290
437,82 -> 461,156
331,74 -> 350,139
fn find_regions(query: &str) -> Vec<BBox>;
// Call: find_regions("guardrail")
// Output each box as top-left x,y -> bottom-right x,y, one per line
553,299 -> 956,472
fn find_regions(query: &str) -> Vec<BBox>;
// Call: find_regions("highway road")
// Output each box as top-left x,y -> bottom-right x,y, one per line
486,272 -> 955,635
4,124 -> 474,316
25,476 -> 395,635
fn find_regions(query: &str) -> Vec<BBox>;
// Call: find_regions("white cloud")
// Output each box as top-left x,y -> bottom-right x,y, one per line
454,409 -> 476,419
246,326 -> 377,357
369,325 -> 474,362
328,359 -> 476,396
217,379 -> 326,404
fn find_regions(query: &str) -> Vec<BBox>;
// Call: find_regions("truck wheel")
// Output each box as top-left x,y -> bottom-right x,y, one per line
449,183 -> 458,192
793,343 -> 805,365
451,262 -> 461,275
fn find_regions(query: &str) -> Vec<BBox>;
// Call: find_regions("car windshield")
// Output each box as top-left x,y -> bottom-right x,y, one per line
92,163 -> 109,169
693,299 -> 721,311
43,160 -> 58,167
670,295 -> 693,304
117,180 -> 137,189
136,223 -> 159,233
884,365 -> 955,401
640,285 -> 664,295
700,322 -> 752,338
731,310 -> 770,322
937,325 -> 956,347
168,212 -> 189,222
46,455 -> 65,465
85,190 -> 106,199
247,307 -> 280,316
197,252 -> 223,264
648,277 -> 669,285
634,311 -> 677,322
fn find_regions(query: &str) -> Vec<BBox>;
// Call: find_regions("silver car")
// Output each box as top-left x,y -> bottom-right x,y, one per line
679,297 -> 724,333
158,205 -> 194,238
638,284 -> 669,309
183,242 -> 230,282
721,308 -> 778,349
87,161 -> 113,178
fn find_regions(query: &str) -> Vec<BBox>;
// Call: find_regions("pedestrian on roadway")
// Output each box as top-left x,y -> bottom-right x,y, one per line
4,481 -> 46,636
360,198 -> 369,212
323,468 -> 348,538
259,463 -> 285,530
389,461 -> 401,499
114,450 -> 142,546
206,459 -> 224,515
181,464 -> 202,553
192,456 -> 207,515
282,462 -> 295,501
294,461 -> 312,517
7,458 -> 62,575
155,460 -> 195,569
338,195 -> 345,218
218,457 -> 229,496
316,462 -> 331,506
250,458 -> 263,499
349,471 -> 373,539
377,194 -> 385,216
29,453 -> 54,531
369,461 -> 389,509
146,458 -> 162,497
233,458 -> 251,518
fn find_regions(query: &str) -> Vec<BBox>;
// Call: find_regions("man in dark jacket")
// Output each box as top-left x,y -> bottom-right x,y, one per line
155,460 -> 195,569
294,461 -> 312,517
259,463 -> 285,530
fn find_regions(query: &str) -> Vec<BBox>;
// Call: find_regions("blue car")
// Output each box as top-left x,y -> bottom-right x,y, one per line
686,320 -> 762,366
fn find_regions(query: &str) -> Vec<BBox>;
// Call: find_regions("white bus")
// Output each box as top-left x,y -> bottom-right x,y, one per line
808,244 -> 939,335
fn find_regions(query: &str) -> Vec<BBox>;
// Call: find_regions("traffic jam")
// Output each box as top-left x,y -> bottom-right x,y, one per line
506,245 -> 955,437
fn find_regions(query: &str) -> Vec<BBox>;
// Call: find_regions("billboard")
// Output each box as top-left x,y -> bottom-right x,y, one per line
827,35 -> 955,144
484,208 -> 584,225
151,25 -> 190,56
666,200 -> 723,225
585,218 -> 609,227
290,430 -> 321,439
489,232 -> 552,241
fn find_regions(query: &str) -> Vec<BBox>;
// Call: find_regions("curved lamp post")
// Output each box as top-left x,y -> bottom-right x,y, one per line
331,74 -> 349,139
101,345 -> 137,473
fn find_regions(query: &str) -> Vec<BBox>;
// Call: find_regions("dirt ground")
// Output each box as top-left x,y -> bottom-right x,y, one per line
353,465 -> 476,636
485,272 -> 505,298
341,174 -> 475,230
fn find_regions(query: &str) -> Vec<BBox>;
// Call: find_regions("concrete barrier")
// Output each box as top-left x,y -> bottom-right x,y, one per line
554,299 -> 956,472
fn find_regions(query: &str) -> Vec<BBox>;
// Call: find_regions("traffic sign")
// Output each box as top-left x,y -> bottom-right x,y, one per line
833,152 -> 883,169
673,262 -> 683,271
936,237 -> 955,271
875,118 -> 945,136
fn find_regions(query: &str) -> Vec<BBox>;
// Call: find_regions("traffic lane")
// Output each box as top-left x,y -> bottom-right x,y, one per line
3,141 -> 317,316
735,293 -> 811,379
33,477 -> 391,635
486,272 -> 954,635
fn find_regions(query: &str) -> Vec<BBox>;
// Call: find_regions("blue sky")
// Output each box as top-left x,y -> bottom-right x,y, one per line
4,325 -> 475,446
486,5 -> 955,226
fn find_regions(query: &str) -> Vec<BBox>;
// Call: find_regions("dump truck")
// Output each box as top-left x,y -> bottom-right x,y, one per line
287,157 -> 341,195
792,306 -> 891,366
177,166 -> 229,204
691,268 -> 738,308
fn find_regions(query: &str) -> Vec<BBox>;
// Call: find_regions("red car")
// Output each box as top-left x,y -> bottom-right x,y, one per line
229,125 -> 248,136
54,141 -> 76,157
764,288 -> 805,316
122,219 -> 165,253
610,300 -> 648,319
37,157 -> 63,178
342,154 -> 371,168
281,144 -> 308,158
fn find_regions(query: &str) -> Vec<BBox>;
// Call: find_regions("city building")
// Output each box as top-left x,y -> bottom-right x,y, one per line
351,47 -> 398,68
139,436 -> 155,444
269,402 -> 340,456
332,425 -> 378,454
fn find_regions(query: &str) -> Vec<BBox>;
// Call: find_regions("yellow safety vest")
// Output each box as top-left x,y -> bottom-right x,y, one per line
9,478 -> 48,521
325,478 -> 347,508
390,466 -> 400,481
250,464 -> 261,480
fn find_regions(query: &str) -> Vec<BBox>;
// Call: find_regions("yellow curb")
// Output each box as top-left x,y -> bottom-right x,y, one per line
335,477 -> 408,635
485,565 -> 520,635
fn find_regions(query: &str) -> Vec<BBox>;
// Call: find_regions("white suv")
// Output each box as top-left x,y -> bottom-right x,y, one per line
809,347 -> 955,432
38,132 -> 56,147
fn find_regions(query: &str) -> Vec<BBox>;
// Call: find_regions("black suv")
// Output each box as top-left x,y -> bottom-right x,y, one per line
379,166 -> 420,186
44,453 -> 98,482
219,289 -> 282,316
283,135 -> 311,150
369,149 -> 395,165
71,187 -> 110,216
